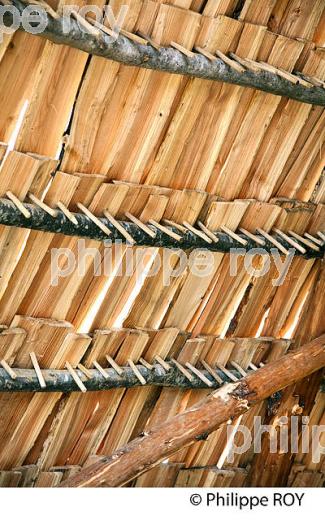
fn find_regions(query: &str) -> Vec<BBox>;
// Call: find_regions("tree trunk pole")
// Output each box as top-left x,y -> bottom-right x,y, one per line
61,334 -> 325,487
1,198 -> 321,256
0,365 -> 245,392
3,1 -> 325,106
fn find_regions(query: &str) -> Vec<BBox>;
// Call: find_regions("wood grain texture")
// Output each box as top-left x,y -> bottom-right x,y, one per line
61,334 -> 325,487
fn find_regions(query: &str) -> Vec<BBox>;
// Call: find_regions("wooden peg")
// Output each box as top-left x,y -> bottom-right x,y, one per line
258,61 -> 298,84
77,202 -> 111,237
30,0 -> 60,19
103,210 -> 135,244
66,361 -> 87,392
139,358 -> 153,370
216,363 -> 238,382
273,228 -> 307,254
242,58 -> 268,73
221,225 -> 248,246
30,352 -> 46,388
229,53 -> 253,71
185,362 -> 213,387
183,221 -> 213,244
278,68 -> 306,85
304,232 -> 323,246
120,29 -> 148,45
257,228 -> 289,255
28,193 -> 58,218
239,228 -> 265,246
293,73 -> 313,88
0,359 -> 17,379
71,9 -> 101,37
197,221 -> 219,243
57,201 -> 78,225
137,31 -> 161,50
249,362 -> 259,371
6,191 -> 31,218
263,64 -> 312,87
288,230 -> 320,252
170,42 -> 195,58
230,361 -> 247,378
246,59 -> 283,75
154,355 -> 171,372
215,50 -> 245,73
77,363 -> 93,379
244,58 -> 266,73
200,359 -> 223,385
297,74 -> 323,87
125,212 -> 156,238
171,359 -> 194,382
106,355 -> 123,376
85,16 -> 118,39
93,360 -> 109,380
162,220 -> 187,233
128,359 -> 146,385
317,231 -> 325,242
149,219 -> 183,242
195,46 -> 217,62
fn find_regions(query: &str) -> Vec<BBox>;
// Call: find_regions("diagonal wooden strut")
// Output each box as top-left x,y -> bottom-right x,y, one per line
61,335 -> 325,487
3,1 -> 325,106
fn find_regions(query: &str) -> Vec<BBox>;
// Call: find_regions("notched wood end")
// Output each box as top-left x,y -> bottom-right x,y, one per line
230,381 -> 256,401
195,431 -> 209,441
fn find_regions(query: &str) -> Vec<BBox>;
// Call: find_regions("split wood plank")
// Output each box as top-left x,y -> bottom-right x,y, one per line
0,151 -> 57,302
0,171 -> 80,324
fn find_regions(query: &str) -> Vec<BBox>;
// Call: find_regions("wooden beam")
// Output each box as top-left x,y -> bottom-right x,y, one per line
0,365 -> 251,392
0,198 -> 322,257
3,1 -> 325,106
61,335 -> 325,487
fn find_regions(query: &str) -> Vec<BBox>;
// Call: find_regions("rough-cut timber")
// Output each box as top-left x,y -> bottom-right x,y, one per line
61,334 -> 325,487
0,365 -> 246,392
4,1 -> 325,107
0,198 -> 323,257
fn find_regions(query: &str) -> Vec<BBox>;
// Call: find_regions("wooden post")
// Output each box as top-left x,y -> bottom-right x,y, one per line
3,1 -> 325,106
61,335 -> 325,487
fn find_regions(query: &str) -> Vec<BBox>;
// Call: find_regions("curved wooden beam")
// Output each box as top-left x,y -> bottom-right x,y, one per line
4,1 -> 325,106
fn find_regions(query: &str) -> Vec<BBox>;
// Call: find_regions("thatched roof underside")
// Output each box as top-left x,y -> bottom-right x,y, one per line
0,0 -> 324,487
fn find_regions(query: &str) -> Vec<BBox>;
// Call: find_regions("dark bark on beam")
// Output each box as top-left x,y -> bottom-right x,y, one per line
4,1 -> 325,106
0,199 -> 322,257
61,335 -> 325,487
0,366 -> 323,394
0,365 -> 245,392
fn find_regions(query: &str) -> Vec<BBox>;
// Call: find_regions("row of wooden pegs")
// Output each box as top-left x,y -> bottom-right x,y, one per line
12,1 -> 325,89
76,11 -> 325,90
0,352 -> 262,393
5,190 -> 325,254
170,43 -> 324,90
